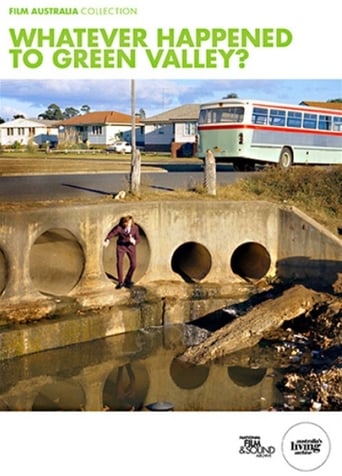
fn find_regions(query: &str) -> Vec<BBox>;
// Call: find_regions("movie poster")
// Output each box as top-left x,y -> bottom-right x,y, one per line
0,0 -> 341,474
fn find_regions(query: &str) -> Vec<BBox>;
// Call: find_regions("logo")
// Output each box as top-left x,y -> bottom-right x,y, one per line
239,435 -> 275,457
281,422 -> 331,471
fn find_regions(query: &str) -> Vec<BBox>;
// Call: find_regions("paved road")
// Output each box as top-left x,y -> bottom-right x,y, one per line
0,163 -> 251,201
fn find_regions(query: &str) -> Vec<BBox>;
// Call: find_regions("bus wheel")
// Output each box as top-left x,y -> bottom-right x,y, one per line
279,147 -> 293,169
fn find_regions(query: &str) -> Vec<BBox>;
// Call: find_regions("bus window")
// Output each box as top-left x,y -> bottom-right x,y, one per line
270,109 -> 286,126
212,110 -> 222,123
333,116 -> 342,131
287,111 -> 302,128
252,107 -> 268,125
318,115 -> 332,130
220,107 -> 244,123
303,113 -> 317,129
199,109 -> 209,124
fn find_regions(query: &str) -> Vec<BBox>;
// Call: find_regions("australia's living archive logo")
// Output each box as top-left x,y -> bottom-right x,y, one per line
239,435 -> 275,457
281,422 -> 331,471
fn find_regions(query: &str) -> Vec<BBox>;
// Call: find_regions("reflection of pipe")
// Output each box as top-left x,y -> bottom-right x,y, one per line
171,241 -> 211,282
231,242 -> 271,280
115,364 -> 136,402
170,357 -> 210,389
228,366 -> 267,387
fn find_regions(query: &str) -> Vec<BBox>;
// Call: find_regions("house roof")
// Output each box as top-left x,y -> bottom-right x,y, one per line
300,101 -> 342,111
61,110 -> 140,126
0,117 -> 60,128
145,104 -> 200,123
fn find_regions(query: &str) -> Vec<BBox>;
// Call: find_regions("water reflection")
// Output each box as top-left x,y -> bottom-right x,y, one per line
0,325 -> 283,411
103,363 -> 149,411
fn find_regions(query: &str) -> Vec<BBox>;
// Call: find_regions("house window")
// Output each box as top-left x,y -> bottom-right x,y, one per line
184,122 -> 196,136
7,128 -> 14,136
92,125 -> 102,135
29,127 -> 35,135
18,128 -> 25,135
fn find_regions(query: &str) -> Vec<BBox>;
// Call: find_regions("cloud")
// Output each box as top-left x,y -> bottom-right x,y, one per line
1,79 -> 341,120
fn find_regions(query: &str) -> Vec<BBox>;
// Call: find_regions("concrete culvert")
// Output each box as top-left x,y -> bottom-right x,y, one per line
171,241 -> 212,282
0,249 -> 7,296
230,242 -> 271,281
29,228 -> 85,296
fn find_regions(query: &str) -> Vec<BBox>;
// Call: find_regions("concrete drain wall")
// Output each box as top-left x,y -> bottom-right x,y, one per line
0,200 -> 341,360
0,200 -> 341,304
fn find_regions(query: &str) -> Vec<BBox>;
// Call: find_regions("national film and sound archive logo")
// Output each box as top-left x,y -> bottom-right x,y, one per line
281,422 -> 331,472
239,435 -> 275,458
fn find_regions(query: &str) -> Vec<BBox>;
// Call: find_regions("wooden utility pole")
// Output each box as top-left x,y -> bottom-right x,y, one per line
129,79 -> 141,195
204,149 -> 216,195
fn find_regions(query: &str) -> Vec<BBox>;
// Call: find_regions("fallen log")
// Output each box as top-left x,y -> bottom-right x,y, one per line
178,285 -> 329,365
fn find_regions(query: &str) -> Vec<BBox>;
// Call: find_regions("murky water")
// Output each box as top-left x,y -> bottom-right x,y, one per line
0,323 -> 285,411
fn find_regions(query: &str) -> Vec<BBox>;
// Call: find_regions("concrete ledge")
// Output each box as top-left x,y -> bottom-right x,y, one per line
0,281 -> 254,361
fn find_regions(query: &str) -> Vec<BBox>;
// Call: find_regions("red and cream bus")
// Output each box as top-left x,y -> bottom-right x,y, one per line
197,99 -> 342,170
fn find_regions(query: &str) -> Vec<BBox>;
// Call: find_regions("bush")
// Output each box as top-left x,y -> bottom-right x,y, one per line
241,165 -> 342,219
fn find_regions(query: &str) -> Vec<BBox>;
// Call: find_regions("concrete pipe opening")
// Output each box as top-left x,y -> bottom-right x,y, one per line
171,241 -> 212,283
0,249 -> 7,296
230,242 -> 271,281
103,224 -> 150,285
30,228 -> 85,296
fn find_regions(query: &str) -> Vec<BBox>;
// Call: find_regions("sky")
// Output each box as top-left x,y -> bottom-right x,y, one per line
1,79 -> 341,121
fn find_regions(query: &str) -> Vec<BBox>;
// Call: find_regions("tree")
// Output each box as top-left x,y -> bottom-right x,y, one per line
13,114 -> 25,119
0,117 -> 5,124
223,92 -> 239,99
38,103 -> 64,120
80,105 -> 91,114
63,107 -> 80,119
327,98 -> 342,103
138,108 -> 146,119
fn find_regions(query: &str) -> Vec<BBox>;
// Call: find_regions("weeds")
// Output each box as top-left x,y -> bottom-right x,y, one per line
239,166 -> 342,234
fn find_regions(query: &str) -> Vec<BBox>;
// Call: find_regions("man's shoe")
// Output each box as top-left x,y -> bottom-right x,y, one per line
124,281 -> 134,288
116,282 -> 124,289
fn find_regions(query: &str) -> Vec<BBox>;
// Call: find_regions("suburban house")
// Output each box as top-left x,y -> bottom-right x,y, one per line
0,117 -> 59,147
59,110 -> 144,148
144,104 -> 200,157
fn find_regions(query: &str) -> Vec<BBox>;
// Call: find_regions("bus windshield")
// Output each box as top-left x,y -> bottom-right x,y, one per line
199,106 -> 244,124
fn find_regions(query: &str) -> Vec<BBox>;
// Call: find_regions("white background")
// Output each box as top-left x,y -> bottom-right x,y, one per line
0,0 -> 341,473
1,0 -> 342,79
